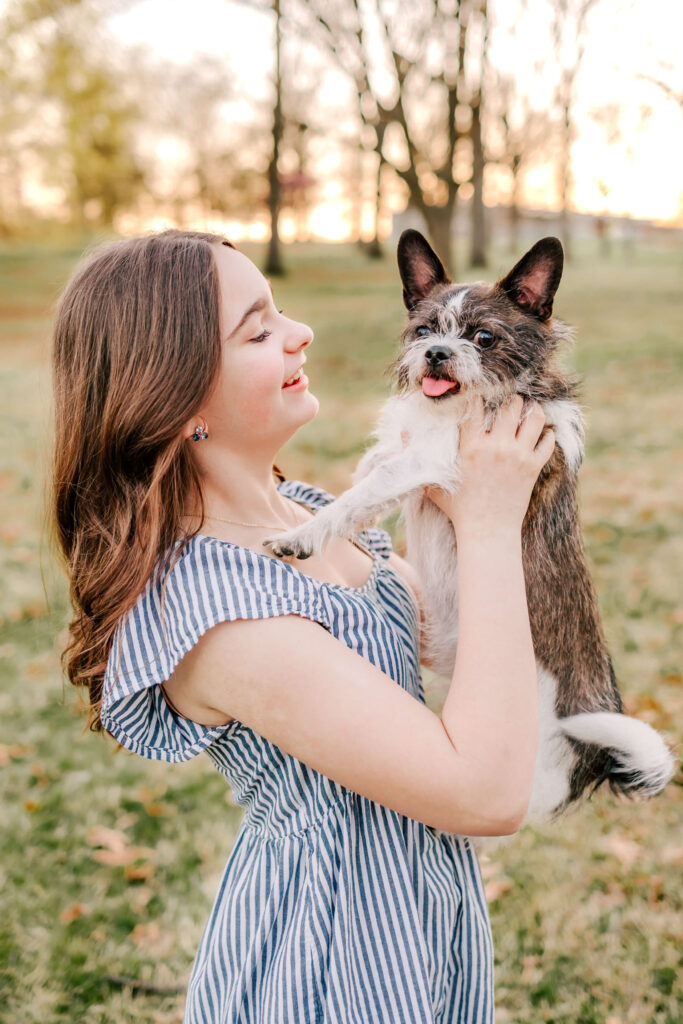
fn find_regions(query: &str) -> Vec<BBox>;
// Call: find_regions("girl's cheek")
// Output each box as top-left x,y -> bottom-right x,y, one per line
232,374 -> 279,427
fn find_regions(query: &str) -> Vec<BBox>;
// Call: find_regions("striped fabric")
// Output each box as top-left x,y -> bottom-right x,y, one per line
101,479 -> 494,1023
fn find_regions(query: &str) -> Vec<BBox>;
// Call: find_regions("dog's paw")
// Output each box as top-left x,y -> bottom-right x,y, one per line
263,526 -> 315,560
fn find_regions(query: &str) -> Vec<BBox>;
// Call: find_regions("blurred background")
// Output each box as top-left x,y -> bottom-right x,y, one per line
0,1 -> 681,1022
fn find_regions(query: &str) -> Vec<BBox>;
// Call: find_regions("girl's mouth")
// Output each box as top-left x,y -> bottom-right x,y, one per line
282,368 -> 308,390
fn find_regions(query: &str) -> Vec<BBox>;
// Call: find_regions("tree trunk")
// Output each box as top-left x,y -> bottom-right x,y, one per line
265,0 -> 284,276
424,202 -> 456,278
469,94 -> 486,267
351,141 -> 363,246
510,156 -> 521,252
558,96 -> 572,262
366,150 -> 383,258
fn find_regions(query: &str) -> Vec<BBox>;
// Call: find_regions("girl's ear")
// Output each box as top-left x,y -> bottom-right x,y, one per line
397,230 -> 449,310
498,237 -> 564,321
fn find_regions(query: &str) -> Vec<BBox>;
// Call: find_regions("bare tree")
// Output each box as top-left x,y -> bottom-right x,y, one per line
634,64 -> 683,118
266,0 -> 285,274
296,0 -> 490,276
469,0 -> 489,267
549,0 -> 601,260
489,74 -> 555,252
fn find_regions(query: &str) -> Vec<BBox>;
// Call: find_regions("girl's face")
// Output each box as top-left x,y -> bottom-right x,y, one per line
197,244 -> 318,454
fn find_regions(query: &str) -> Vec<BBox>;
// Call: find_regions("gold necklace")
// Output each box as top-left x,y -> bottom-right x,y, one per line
181,509 -> 309,532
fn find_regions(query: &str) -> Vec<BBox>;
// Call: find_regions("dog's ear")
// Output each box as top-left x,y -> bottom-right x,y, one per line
397,230 -> 449,310
498,237 -> 563,321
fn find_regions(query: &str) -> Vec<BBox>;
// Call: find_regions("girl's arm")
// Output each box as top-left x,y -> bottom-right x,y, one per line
163,396 -> 554,837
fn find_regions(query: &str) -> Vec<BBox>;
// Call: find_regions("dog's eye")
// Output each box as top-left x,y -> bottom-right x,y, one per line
415,325 -> 431,338
474,329 -> 496,349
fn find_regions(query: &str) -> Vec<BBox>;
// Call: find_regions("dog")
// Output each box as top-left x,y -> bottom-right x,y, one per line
265,230 -> 676,829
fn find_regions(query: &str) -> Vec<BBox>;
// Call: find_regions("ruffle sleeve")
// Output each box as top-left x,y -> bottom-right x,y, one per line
100,535 -> 330,763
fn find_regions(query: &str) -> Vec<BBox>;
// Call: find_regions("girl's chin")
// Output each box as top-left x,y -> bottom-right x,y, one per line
286,388 -> 319,419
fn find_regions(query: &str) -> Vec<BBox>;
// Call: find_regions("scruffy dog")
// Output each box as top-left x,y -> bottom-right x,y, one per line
265,230 -> 676,827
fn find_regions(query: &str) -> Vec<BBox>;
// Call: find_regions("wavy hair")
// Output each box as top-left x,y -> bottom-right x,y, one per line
51,229 -> 264,732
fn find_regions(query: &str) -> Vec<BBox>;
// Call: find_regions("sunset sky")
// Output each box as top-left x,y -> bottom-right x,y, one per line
58,0 -> 683,236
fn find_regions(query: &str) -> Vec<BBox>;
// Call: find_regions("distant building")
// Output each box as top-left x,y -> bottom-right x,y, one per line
391,201 -> 683,249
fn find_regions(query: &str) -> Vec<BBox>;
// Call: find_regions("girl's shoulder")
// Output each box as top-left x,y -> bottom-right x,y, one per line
99,479 -> 394,762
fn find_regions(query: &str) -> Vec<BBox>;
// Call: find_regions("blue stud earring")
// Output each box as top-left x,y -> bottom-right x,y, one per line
191,424 -> 209,442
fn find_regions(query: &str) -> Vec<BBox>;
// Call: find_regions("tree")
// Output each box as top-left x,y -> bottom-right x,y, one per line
42,28 -> 146,227
469,0 -> 489,267
1,0 -> 146,231
297,0 -> 490,276
488,74 -> 555,252
265,0 -> 285,274
549,0 -> 601,260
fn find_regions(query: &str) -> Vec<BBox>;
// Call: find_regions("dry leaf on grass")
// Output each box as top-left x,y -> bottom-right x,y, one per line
86,825 -> 155,867
600,832 -> 642,868
129,921 -> 175,957
59,902 -> 90,924
125,863 -> 155,881
484,878 -> 513,902
86,826 -> 129,853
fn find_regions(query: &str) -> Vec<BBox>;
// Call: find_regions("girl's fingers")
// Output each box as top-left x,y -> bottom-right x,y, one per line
534,427 -> 556,465
516,401 -> 547,447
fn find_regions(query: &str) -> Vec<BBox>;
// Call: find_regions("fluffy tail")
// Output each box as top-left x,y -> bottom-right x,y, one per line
559,712 -> 677,798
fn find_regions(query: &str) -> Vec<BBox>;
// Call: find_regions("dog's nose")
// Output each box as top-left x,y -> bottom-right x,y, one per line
425,346 -> 452,366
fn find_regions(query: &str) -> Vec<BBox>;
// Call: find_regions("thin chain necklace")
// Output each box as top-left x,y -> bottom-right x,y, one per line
181,506 -> 311,532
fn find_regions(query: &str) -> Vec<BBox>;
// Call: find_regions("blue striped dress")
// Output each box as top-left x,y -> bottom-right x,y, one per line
100,479 -> 494,1023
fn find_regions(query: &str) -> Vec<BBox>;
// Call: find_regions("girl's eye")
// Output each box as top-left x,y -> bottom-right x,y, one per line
251,329 -> 272,344
415,325 -> 431,338
474,329 -> 496,349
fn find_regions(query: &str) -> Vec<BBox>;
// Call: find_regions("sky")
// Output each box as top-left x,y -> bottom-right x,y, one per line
100,0 -> 683,235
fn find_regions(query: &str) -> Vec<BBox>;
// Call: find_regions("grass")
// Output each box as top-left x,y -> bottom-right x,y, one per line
0,235 -> 681,1023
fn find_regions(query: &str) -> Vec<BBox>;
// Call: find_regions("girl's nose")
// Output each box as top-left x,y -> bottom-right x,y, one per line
286,320 -> 313,351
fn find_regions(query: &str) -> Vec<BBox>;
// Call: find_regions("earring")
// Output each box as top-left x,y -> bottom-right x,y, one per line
191,424 -> 209,441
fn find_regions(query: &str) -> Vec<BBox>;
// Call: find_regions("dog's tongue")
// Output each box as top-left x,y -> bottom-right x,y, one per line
422,376 -> 457,397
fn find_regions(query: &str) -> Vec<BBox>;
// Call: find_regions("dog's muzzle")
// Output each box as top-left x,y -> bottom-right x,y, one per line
422,345 -> 461,397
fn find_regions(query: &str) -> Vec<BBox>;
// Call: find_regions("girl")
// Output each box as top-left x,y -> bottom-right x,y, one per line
52,229 -> 555,1023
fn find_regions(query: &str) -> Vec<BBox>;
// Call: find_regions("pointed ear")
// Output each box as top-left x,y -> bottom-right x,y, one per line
498,237 -> 564,321
397,229 -> 449,310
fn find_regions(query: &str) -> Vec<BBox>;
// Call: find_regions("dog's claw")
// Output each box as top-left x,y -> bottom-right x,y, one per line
263,537 -> 315,560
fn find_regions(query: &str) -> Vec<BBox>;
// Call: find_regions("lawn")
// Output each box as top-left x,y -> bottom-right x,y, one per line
0,235 -> 681,1023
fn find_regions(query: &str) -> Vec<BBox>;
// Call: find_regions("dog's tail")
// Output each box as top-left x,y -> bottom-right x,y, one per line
559,712 -> 677,798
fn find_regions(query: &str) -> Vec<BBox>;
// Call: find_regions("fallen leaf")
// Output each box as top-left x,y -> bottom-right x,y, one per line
601,833 -> 642,868
130,886 -> 154,913
485,878 -> 513,902
9,744 -> 37,759
93,845 -> 154,867
125,863 -> 155,881
60,903 -> 90,924
86,826 -> 128,853
129,921 -> 174,957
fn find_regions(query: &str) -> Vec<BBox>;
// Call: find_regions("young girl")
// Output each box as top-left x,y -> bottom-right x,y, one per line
52,229 -> 555,1023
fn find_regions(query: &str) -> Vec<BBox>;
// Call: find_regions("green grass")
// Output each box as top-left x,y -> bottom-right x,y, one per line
1,236 -> 681,1023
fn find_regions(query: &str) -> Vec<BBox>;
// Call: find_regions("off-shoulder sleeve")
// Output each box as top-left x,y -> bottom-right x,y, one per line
278,478 -> 394,561
100,537 -> 330,763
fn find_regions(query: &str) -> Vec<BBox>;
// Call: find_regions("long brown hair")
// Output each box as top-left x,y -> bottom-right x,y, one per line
52,229 -> 236,732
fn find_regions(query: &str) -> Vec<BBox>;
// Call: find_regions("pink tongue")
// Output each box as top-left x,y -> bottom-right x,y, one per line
422,376 -> 457,397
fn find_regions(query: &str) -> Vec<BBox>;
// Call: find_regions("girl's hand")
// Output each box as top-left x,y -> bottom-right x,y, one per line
425,395 -> 555,538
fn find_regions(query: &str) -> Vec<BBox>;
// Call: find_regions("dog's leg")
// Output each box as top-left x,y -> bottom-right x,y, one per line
264,449 -> 447,559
